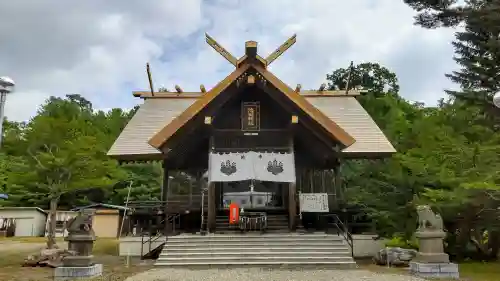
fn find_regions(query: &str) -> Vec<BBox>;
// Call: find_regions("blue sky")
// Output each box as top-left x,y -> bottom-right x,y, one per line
0,0 -> 457,121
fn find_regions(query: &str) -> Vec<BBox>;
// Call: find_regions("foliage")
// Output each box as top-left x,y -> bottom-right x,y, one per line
0,95 -> 170,210
403,0 -> 467,28
385,235 -> 419,250
406,1 -> 500,121
445,2 -> 500,123
326,61 -> 500,260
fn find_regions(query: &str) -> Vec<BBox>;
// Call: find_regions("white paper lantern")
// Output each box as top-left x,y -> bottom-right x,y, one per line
494,92 -> 500,108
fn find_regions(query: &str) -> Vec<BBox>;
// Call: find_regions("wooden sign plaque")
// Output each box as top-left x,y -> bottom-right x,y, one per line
241,102 -> 260,131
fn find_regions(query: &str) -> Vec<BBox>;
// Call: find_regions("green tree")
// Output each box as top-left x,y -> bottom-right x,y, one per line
445,2 -> 500,113
4,95 -> 126,248
403,0 -> 466,28
326,62 -> 399,95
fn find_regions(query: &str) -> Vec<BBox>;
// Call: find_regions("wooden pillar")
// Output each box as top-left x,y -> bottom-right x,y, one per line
207,135 -> 216,232
207,182 -> 216,232
288,137 -> 297,231
162,161 -> 172,235
161,161 -> 169,202
333,159 -> 341,210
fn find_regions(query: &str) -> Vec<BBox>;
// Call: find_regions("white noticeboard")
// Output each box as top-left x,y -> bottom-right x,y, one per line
299,193 -> 329,213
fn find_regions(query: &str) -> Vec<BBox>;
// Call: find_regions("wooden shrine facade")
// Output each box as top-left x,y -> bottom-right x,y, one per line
108,34 -> 396,234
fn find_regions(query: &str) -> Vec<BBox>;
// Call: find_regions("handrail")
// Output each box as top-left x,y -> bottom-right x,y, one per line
200,187 -> 207,234
140,213 -> 180,258
320,214 -> 354,257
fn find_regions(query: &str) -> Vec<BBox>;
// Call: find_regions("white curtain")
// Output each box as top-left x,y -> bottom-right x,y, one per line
252,152 -> 295,183
208,151 -> 295,183
208,152 -> 253,182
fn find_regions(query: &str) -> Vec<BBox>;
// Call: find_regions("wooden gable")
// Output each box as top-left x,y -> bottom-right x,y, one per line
148,35 -> 355,151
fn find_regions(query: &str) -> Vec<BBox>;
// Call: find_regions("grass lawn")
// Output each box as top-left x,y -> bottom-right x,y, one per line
359,259 -> 500,281
0,237 -> 152,281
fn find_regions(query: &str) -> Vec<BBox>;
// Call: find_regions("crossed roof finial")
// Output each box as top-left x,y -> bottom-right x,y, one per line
205,33 -> 297,68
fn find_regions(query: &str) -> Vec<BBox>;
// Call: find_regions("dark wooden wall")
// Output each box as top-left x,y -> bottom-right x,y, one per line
212,86 -> 290,130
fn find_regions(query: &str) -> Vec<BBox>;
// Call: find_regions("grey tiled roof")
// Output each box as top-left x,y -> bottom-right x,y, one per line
306,96 -> 396,154
107,98 -> 195,157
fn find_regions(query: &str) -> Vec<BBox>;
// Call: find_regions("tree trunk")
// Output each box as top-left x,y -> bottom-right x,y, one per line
46,197 -> 59,249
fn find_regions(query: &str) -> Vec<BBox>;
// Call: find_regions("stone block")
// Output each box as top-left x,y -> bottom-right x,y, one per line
410,262 -> 459,279
53,263 -> 103,281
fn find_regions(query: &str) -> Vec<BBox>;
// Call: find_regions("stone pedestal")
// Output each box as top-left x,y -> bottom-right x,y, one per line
413,230 -> 449,263
410,230 -> 459,279
63,235 -> 95,267
54,263 -> 103,281
410,262 -> 459,279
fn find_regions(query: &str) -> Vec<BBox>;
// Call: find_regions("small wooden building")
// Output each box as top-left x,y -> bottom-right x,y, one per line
0,207 -> 47,237
108,35 -> 395,236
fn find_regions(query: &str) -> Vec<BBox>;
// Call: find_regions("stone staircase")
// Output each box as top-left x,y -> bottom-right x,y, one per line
155,233 -> 356,268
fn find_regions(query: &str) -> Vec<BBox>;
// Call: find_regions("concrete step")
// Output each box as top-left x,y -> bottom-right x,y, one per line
167,233 -> 344,243
163,246 -> 350,253
168,233 -> 343,240
161,251 -> 352,258
155,260 -> 357,268
157,256 -> 354,264
165,239 -> 345,245
213,229 -> 290,233
163,242 -> 345,249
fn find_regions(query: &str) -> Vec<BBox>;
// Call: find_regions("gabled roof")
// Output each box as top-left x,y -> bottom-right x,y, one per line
148,64 -> 251,148
107,35 -> 396,160
71,203 -> 129,211
107,95 -> 395,159
0,206 -> 48,215
148,63 -> 355,149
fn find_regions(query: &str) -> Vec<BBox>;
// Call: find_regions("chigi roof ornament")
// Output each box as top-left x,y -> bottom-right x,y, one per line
205,33 -> 297,68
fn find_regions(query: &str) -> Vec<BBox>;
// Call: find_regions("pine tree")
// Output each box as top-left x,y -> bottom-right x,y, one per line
403,0 -> 465,28
445,1 -> 500,109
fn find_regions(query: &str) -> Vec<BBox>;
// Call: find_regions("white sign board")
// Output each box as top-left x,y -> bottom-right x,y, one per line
299,193 -> 329,213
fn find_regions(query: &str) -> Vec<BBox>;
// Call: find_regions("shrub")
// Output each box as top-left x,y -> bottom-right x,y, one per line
385,235 -> 419,250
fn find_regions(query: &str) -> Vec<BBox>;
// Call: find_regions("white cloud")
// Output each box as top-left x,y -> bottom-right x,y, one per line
0,0 -> 457,121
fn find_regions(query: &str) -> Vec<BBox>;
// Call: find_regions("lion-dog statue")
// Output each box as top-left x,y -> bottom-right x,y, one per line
416,205 -> 443,231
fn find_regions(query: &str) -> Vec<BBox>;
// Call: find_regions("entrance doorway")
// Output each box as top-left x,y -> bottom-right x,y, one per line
219,180 -> 286,210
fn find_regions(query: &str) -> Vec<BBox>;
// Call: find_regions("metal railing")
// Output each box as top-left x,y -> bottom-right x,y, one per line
320,214 -> 354,257
239,212 -> 267,232
200,187 -> 208,234
140,213 -> 180,258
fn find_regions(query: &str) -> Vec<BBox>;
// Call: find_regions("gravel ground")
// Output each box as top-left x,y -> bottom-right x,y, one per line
124,268 -> 426,281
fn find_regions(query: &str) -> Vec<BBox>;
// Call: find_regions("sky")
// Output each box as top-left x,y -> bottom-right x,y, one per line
0,0 -> 459,122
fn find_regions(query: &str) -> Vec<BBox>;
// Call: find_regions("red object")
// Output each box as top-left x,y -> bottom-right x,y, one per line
229,203 -> 239,224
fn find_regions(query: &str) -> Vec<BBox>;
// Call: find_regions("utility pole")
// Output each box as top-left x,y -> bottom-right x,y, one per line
0,76 -> 15,148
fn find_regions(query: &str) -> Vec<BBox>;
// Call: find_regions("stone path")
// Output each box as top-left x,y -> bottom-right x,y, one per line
124,268 -> 426,281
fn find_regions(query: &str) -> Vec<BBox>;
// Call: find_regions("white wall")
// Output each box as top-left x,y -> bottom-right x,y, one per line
352,234 -> 387,258
119,236 -> 165,256
0,208 -> 47,236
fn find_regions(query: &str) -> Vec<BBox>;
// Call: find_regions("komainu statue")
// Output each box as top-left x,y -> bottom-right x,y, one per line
66,212 -> 94,236
63,210 -> 96,267
416,205 -> 443,231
